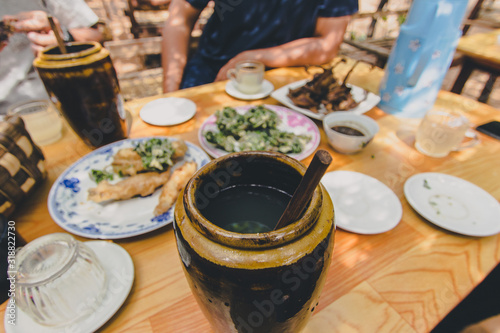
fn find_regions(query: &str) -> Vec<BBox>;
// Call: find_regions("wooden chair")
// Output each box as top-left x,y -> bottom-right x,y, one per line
117,67 -> 164,101
450,0 -> 499,103
342,0 -> 409,68
104,37 -> 163,100
462,0 -> 500,35
124,0 -> 171,39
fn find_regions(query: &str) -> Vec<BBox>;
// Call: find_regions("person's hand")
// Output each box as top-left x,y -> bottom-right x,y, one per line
5,11 -> 61,54
7,11 -> 54,33
214,50 -> 261,82
27,30 -> 58,53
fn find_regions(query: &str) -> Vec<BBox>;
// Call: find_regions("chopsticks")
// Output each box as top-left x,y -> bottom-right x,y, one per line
46,15 -> 67,54
40,0 -> 67,53
274,150 -> 332,230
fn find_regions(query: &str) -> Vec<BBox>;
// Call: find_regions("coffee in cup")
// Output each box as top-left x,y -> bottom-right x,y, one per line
227,60 -> 264,94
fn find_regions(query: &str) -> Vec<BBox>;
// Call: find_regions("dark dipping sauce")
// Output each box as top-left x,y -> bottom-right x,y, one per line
331,125 -> 365,136
200,184 -> 292,233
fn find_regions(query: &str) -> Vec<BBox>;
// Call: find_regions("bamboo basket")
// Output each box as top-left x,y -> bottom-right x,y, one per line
0,116 -> 46,217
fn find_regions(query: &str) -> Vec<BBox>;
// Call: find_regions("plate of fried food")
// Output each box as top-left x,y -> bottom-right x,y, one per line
271,66 -> 381,120
198,104 -> 320,161
48,137 -> 210,239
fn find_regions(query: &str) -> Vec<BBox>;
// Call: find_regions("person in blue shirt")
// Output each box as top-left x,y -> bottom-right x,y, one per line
161,0 -> 358,92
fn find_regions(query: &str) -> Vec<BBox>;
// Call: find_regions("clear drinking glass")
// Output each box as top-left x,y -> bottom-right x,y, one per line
415,109 -> 478,157
15,233 -> 107,327
7,100 -> 63,146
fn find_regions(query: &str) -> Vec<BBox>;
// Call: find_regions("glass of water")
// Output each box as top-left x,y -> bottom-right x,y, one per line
415,108 -> 478,157
7,100 -> 63,146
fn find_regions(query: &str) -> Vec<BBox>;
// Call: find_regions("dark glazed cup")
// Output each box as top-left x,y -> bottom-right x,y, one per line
33,42 -> 127,149
174,151 -> 335,333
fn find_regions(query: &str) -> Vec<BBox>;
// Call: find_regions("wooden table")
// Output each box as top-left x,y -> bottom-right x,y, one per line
451,29 -> 500,103
2,58 -> 500,333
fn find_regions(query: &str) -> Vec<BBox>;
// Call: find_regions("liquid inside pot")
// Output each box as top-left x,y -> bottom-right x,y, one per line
199,184 -> 292,233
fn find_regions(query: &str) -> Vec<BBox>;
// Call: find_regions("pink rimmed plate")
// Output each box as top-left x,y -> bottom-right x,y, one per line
198,104 -> 320,160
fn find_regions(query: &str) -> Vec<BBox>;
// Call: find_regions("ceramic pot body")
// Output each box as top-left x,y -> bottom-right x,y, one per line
33,42 -> 127,148
174,151 -> 335,333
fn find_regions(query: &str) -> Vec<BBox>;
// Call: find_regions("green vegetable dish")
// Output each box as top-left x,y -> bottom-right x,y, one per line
204,106 -> 311,154
133,138 -> 176,171
90,169 -> 114,184
90,138 -> 178,183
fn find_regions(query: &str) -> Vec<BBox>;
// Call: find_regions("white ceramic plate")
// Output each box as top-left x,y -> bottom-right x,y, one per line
322,171 -> 403,234
140,97 -> 196,126
47,137 -> 210,239
5,241 -> 134,333
271,79 -> 381,120
198,104 -> 320,161
225,79 -> 274,100
404,173 -> 500,237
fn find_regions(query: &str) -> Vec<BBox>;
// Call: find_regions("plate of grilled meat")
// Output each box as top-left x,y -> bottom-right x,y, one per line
271,66 -> 381,120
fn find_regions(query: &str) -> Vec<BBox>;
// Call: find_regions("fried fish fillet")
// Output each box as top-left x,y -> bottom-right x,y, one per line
112,139 -> 189,176
111,148 -> 143,176
171,140 -> 188,159
154,161 -> 197,216
88,170 -> 171,203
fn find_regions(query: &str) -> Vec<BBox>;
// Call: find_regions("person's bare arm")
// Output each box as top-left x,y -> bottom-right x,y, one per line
215,15 -> 351,81
161,0 -> 202,93
461,314 -> 500,333
7,11 -> 102,53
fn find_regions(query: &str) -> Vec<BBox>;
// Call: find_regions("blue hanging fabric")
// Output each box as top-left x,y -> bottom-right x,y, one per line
377,0 -> 469,118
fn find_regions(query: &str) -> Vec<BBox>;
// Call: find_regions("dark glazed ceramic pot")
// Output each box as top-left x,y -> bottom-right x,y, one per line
174,151 -> 335,333
33,42 -> 127,149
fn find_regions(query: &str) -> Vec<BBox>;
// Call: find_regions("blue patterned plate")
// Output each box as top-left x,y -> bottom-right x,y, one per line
48,137 -> 211,239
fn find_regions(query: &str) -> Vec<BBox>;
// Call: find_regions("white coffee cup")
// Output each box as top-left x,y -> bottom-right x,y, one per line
415,108 -> 479,157
227,61 -> 264,95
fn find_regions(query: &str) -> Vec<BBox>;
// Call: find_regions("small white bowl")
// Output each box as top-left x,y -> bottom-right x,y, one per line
323,113 -> 379,154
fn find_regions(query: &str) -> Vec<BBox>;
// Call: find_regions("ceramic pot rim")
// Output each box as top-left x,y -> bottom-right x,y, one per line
33,42 -> 108,68
184,151 -> 322,249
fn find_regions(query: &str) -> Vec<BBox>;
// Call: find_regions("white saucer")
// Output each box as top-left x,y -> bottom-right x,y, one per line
140,97 -> 196,126
322,171 -> 403,234
404,173 -> 500,237
5,241 -> 134,333
225,80 -> 274,100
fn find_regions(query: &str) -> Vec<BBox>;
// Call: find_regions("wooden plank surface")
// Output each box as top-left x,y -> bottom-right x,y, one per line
456,29 -> 500,71
1,58 -> 500,333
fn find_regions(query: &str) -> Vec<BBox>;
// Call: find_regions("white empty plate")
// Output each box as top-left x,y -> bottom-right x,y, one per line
225,79 -> 274,100
322,171 -> 403,234
140,97 -> 196,126
404,173 -> 500,237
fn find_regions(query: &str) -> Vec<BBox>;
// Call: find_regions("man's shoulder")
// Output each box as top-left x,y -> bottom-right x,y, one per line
318,0 -> 359,17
